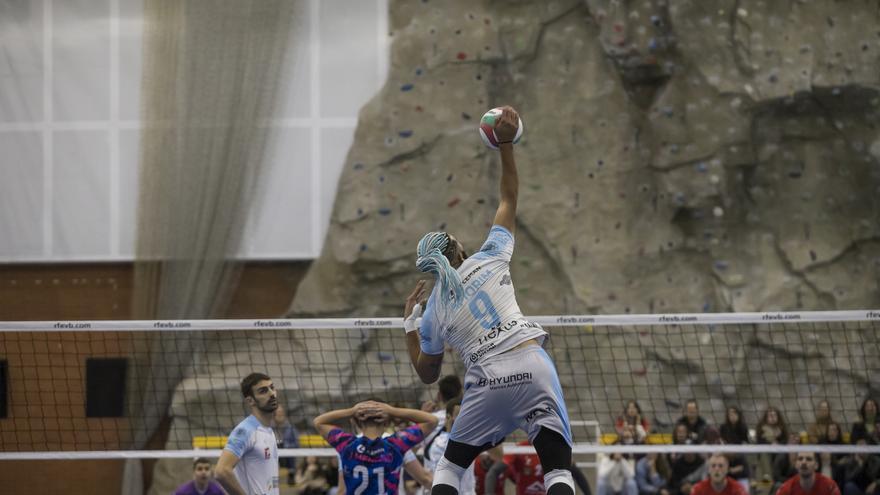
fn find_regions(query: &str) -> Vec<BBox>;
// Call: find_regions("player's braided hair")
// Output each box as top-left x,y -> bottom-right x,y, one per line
415,232 -> 464,316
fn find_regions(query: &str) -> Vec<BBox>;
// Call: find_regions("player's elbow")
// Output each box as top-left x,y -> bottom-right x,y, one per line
427,418 -> 439,432
416,367 -> 439,384
214,465 -> 233,483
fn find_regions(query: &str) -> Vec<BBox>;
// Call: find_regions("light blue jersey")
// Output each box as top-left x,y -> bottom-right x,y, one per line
419,225 -> 548,367
419,226 -> 571,448
224,415 -> 279,495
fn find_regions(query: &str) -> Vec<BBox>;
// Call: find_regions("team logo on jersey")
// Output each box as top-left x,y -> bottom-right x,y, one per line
462,266 -> 483,284
476,372 -> 533,389
481,242 -> 497,253
524,405 -> 555,423
500,274 -> 511,286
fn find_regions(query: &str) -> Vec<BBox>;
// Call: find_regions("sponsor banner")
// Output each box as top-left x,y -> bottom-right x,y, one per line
0,310 -> 877,332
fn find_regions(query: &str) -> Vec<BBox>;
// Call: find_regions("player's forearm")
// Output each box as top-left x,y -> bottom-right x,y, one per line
405,331 -> 422,369
498,142 -> 518,208
406,461 -> 433,487
314,407 -> 356,429
215,468 -> 247,495
406,332 -> 440,383
389,407 -> 438,427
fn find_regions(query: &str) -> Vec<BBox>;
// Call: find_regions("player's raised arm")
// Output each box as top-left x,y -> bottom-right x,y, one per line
403,280 -> 444,384
313,406 -> 357,438
382,403 -> 439,436
492,106 -> 520,235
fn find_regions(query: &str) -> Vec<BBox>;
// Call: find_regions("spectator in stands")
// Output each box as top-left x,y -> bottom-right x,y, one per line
773,434 -> 803,493
756,406 -> 790,484
485,442 -> 593,495
597,428 -> 638,495
670,423 -> 691,462
807,400 -> 835,444
475,450 -> 507,495
676,400 -> 709,444
617,401 -> 650,444
668,450 -> 707,495
840,439 -> 880,495
776,452 -> 841,495
509,440 -> 548,495
292,456 -> 333,495
635,452 -> 670,495
704,426 -> 750,495
273,403 -> 301,485
691,453 -> 747,495
326,456 -> 340,495
851,399 -> 880,445
173,457 -> 225,495
758,407 -> 789,445
720,406 -> 750,445
820,422 -> 848,488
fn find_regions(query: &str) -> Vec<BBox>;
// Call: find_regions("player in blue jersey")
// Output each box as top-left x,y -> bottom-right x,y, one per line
402,106 -> 575,495
314,399 -> 438,495
216,372 -> 281,495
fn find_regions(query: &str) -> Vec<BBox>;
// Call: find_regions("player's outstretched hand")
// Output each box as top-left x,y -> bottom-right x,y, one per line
404,280 -> 427,319
494,106 -> 519,143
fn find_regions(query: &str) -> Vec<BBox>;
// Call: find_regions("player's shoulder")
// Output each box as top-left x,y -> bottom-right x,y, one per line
816,474 -> 840,494
694,479 -> 715,494
726,478 -> 747,495
230,415 -> 260,438
235,414 -> 260,430
472,225 -> 514,258
776,477 -> 796,495
172,481 -> 193,495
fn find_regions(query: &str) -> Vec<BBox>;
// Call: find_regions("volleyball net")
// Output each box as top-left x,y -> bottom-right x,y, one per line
1,310 -> 879,459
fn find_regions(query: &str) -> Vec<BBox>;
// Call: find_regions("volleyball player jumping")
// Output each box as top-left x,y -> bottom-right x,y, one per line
402,106 -> 575,495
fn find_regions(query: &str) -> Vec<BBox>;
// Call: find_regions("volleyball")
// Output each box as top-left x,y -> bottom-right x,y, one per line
479,107 -> 524,150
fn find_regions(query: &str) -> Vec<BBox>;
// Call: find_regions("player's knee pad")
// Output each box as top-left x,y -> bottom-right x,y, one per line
544,468 -> 575,495
432,456 -> 466,494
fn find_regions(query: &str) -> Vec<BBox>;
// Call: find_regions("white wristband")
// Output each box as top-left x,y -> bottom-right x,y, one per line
404,303 -> 422,333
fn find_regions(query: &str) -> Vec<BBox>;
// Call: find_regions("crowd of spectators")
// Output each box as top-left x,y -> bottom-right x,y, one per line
598,398 -> 880,495
172,394 -> 877,495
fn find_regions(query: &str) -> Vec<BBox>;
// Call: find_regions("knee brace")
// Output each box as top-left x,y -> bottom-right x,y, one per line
433,456 -> 467,492
544,468 -> 575,495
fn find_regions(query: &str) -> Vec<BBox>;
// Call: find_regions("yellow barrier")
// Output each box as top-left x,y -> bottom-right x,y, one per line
600,433 -> 673,445
300,434 -> 330,447
192,436 -> 227,449
192,434 -> 330,449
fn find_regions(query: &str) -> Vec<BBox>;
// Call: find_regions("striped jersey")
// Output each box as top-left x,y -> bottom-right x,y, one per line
329,425 -> 424,495
419,225 -> 547,368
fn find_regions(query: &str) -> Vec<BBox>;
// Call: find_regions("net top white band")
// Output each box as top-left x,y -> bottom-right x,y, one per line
2,444 -> 880,460
1,309 -> 878,332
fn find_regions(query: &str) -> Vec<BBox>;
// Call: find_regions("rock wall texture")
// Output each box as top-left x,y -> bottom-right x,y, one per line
284,0 -> 880,423
155,3 -> 880,489
294,0 -> 880,320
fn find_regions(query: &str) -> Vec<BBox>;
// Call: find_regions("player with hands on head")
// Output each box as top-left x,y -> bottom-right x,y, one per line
314,399 -> 438,495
